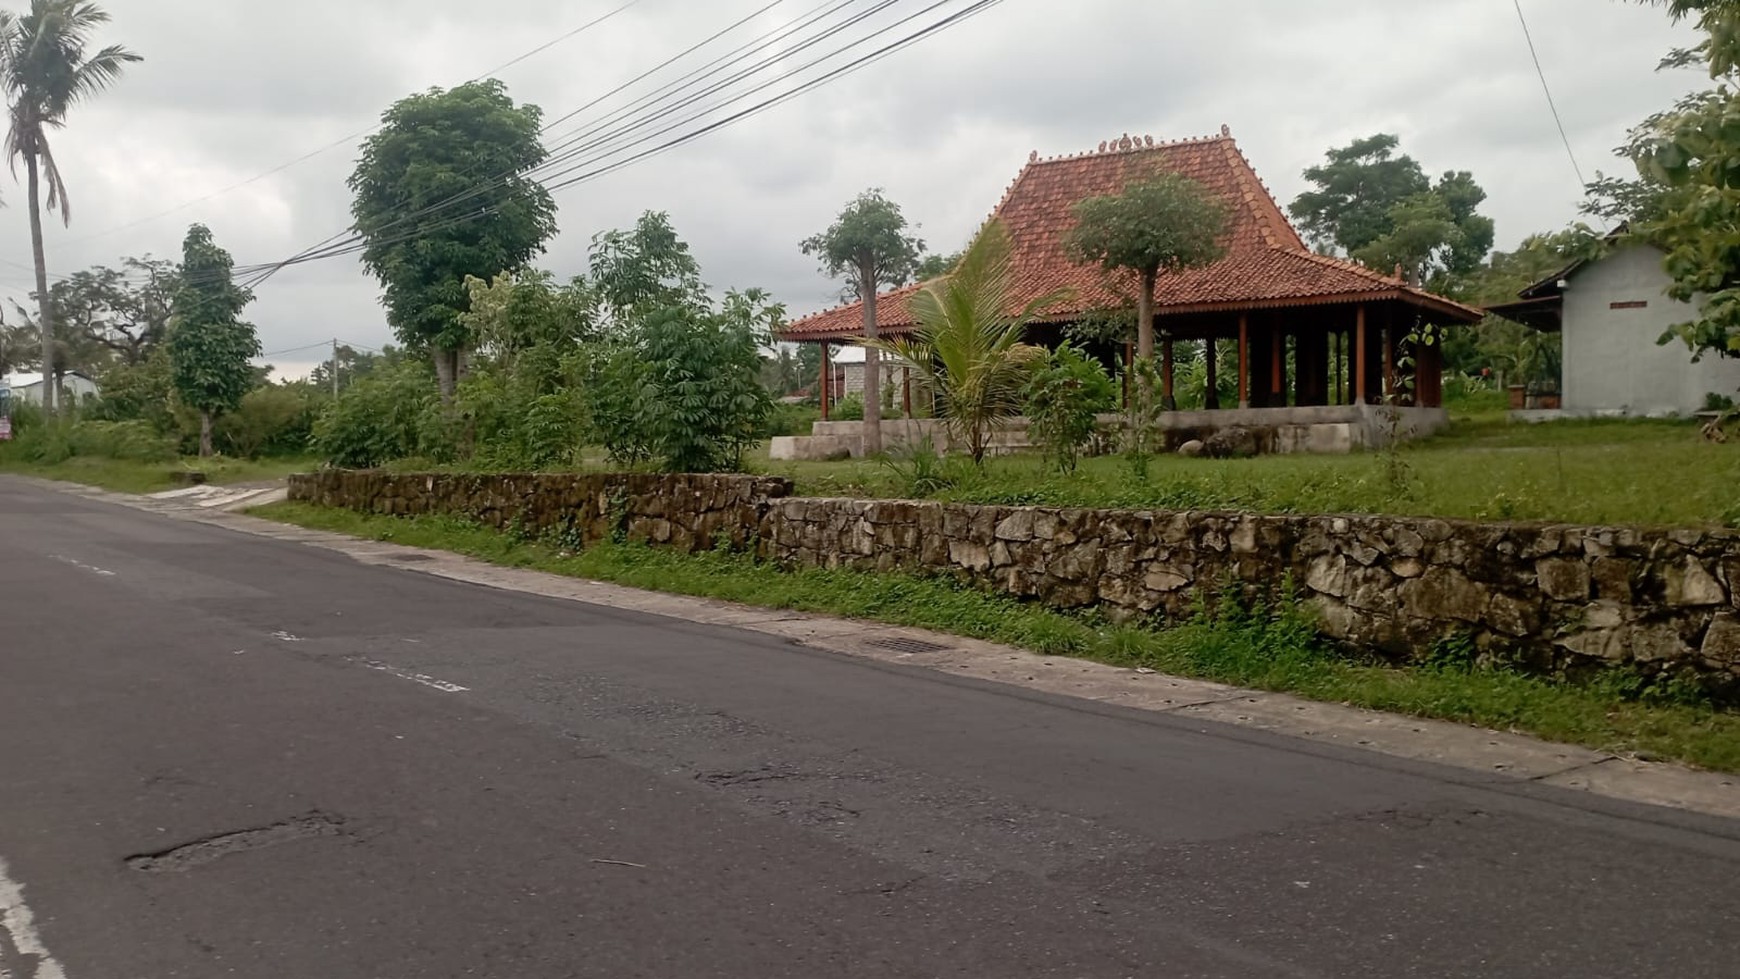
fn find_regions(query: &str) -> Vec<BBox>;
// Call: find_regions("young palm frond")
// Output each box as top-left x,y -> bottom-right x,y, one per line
873,219 -> 1069,463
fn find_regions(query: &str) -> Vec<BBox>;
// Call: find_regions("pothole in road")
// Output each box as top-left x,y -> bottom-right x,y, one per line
124,812 -> 347,873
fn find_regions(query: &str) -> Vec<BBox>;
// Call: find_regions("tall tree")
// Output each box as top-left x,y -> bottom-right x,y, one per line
1288,134 -> 1494,290
0,0 -> 140,413
1066,171 -> 1229,407
167,224 -> 259,457
350,79 -> 557,402
802,189 -> 925,455
1616,0 -> 1740,363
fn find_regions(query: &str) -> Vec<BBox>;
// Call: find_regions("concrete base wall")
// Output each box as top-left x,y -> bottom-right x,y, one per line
769,405 -> 1448,460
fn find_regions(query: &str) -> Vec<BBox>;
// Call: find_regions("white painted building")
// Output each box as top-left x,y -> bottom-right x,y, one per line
1,372 -> 102,407
1491,243 -> 1740,416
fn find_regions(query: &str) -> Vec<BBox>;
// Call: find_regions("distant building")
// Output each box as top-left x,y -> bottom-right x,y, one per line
1489,242 -> 1740,416
1,371 -> 102,406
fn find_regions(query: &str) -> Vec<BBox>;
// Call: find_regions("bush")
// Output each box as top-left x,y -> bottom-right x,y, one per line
10,418 -> 177,465
764,402 -> 820,438
311,361 -> 445,468
215,384 -> 319,459
1025,343 -> 1116,472
456,351 -> 588,471
832,393 -> 865,421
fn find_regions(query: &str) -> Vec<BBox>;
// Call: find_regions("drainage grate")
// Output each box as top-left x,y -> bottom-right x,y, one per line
866,636 -> 953,655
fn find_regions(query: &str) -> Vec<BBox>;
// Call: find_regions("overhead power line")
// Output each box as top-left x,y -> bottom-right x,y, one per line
64,0 -> 648,248
1512,0 -> 1591,194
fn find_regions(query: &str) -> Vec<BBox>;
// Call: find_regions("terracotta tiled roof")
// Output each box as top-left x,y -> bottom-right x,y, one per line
780,129 -> 1482,341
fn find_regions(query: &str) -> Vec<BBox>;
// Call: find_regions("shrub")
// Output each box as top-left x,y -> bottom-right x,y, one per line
11,418 -> 177,465
1026,342 -> 1116,472
311,361 -> 445,468
216,384 -> 319,458
764,402 -> 820,438
832,393 -> 865,421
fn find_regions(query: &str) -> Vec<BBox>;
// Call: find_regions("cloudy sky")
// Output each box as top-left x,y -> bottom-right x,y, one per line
0,0 -> 1704,378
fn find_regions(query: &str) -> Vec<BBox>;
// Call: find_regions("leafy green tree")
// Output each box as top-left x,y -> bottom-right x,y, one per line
350,79 -> 557,401
89,346 -> 175,434
590,210 -> 704,319
636,290 -> 778,473
881,220 -> 1060,465
915,250 -> 962,280
167,224 -> 259,457
61,257 -> 179,364
0,0 -> 140,413
1614,0 -> 1740,362
802,189 -> 925,455
1066,171 -> 1228,407
1025,342 -> 1115,472
1288,134 -> 1495,289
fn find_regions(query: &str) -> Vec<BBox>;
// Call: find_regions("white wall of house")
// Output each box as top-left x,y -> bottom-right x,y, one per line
1,372 -> 101,407
1562,245 -> 1740,415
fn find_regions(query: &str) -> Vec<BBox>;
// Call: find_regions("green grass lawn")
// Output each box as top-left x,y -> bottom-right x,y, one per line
752,414 -> 1740,529
0,451 -> 315,494
255,501 -> 1740,774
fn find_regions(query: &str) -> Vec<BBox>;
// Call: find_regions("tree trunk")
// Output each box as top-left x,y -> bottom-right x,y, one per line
1135,269 -> 1157,410
199,411 -> 213,458
26,153 -> 54,415
433,347 -> 460,403
860,267 -> 883,456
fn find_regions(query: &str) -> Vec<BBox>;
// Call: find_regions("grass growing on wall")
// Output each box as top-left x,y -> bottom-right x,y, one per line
751,417 -> 1740,529
256,501 -> 1740,774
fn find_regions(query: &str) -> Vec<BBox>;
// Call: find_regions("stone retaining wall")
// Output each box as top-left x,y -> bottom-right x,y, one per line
287,471 -> 792,553
291,471 -> 1740,692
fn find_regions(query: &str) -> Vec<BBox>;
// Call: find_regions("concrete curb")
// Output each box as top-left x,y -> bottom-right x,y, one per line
23,474 -> 1740,821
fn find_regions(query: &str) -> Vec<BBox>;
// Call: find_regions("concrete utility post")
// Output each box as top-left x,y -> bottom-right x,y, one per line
332,339 -> 340,398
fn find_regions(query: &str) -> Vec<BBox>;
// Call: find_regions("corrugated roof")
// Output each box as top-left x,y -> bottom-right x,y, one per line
781,129 -> 1482,341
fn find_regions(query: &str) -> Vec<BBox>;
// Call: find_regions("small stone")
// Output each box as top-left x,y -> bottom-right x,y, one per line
1391,557 -> 1426,579
1306,554 -> 1351,598
1702,613 -> 1740,667
995,510 -> 1037,542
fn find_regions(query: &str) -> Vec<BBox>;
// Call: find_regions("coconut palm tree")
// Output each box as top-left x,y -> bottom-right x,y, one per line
0,1 -> 140,413
875,220 -> 1068,465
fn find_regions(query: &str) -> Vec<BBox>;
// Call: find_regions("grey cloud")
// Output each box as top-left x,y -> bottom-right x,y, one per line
0,0 -> 1709,375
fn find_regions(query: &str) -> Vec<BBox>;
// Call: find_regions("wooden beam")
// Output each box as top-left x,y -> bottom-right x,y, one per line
1354,307 -> 1367,405
1238,314 -> 1250,408
1204,338 -> 1219,410
819,343 -> 831,421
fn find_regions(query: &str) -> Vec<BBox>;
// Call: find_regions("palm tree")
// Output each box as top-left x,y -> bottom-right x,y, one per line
876,220 -> 1068,465
0,1 -> 140,413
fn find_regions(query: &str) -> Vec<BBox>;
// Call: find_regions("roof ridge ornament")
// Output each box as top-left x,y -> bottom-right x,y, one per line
1221,123 -> 1232,137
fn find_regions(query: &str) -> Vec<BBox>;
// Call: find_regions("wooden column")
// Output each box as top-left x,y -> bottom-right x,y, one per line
1204,338 -> 1220,410
1161,336 -> 1175,410
1354,307 -> 1368,405
1270,323 -> 1284,406
1237,314 -> 1250,408
819,343 -> 831,421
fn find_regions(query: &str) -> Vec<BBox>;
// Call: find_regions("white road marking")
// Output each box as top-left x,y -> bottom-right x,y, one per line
270,631 -> 304,643
0,854 -> 69,979
361,660 -> 469,693
48,555 -> 114,578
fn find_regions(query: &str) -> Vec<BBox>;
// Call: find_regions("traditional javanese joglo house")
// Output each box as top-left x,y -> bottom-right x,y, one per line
772,128 -> 1484,459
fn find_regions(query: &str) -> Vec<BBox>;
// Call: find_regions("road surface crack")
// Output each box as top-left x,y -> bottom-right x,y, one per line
125,811 -> 347,872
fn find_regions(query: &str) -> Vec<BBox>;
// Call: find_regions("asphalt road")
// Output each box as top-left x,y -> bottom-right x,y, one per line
2,477 -> 1739,978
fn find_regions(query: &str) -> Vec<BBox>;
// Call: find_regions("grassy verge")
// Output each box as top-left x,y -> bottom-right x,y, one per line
751,416 -> 1740,529
255,501 -> 1740,773
0,453 -> 313,494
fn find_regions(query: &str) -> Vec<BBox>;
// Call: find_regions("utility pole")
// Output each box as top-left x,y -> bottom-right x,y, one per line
331,338 -> 340,398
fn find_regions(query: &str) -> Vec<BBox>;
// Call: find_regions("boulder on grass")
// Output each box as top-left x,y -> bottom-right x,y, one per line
1203,427 -> 1260,459
1177,439 -> 1206,458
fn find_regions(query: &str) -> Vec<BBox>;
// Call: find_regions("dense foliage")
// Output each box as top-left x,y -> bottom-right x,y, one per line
1024,343 -> 1116,472
166,224 -> 260,456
